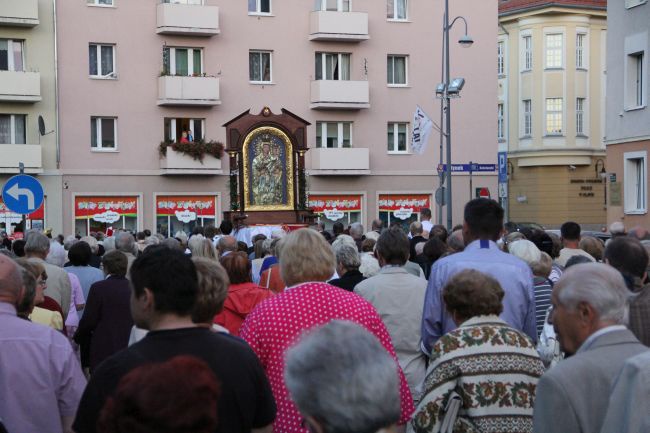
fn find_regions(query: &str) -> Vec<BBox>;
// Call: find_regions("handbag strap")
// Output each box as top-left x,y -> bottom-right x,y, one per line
439,390 -> 463,433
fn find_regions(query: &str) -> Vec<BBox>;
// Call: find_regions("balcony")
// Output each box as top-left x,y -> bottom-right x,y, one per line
309,11 -> 369,42
310,80 -> 369,110
157,75 -> 221,106
160,149 -> 222,175
308,147 -> 370,175
0,71 -> 41,103
0,145 -> 42,173
0,0 -> 39,27
156,3 -> 219,36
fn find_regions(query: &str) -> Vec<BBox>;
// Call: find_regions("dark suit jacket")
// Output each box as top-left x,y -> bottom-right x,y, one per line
409,236 -> 426,261
329,270 -> 366,292
74,276 -> 133,372
533,328 -> 649,433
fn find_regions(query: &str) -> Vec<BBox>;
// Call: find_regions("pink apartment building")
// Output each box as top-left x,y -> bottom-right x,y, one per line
56,0 -> 497,236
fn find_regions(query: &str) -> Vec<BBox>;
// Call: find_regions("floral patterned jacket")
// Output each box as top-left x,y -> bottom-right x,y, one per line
409,315 -> 545,433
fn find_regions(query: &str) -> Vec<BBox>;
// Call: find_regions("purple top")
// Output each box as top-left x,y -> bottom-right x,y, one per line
0,302 -> 87,433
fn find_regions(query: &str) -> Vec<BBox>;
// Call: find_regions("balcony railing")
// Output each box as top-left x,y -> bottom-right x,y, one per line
309,147 -> 370,175
0,144 -> 42,173
157,75 -> 221,106
0,71 -> 41,103
0,0 -> 39,27
156,2 -> 220,36
309,11 -> 369,42
160,148 -> 222,175
310,80 -> 369,110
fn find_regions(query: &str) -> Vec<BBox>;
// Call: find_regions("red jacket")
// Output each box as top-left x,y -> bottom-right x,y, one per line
214,282 -> 273,336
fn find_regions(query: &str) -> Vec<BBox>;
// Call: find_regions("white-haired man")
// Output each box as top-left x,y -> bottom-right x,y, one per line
533,263 -> 649,433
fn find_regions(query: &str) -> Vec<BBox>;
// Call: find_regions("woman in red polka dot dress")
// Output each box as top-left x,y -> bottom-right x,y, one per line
240,229 -> 415,433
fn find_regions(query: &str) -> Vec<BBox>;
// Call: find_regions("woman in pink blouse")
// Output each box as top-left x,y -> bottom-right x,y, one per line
240,229 -> 414,433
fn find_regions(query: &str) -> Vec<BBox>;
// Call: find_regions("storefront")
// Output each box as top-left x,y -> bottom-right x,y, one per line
308,194 -> 363,230
155,194 -> 218,237
377,193 -> 431,232
0,197 -> 46,235
74,195 -> 139,236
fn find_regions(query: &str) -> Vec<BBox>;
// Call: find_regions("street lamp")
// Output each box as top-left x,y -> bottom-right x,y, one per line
440,0 -> 473,230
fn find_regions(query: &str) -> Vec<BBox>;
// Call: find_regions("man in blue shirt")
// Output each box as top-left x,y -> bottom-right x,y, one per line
421,198 -> 536,355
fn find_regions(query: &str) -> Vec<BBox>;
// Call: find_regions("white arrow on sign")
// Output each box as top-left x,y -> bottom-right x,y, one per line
6,183 -> 35,210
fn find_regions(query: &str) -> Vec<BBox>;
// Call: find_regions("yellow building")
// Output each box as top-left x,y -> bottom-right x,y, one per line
498,0 -> 607,228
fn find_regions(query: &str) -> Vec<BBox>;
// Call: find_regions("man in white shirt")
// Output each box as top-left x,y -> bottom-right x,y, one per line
555,221 -> 595,267
420,207 -> 433,235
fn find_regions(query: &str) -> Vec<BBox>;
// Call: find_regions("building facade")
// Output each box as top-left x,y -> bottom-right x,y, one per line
605,0 -> 650,228
499,0 -> 607,228
0,0 -> 61,234
18,0 -> 497,236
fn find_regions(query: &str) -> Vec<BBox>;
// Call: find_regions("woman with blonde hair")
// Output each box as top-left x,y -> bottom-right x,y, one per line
188,235 -> 217,260
240,228 -> 414,432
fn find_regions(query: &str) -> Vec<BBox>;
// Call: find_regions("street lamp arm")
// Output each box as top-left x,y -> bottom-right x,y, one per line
448,15 -> 469,35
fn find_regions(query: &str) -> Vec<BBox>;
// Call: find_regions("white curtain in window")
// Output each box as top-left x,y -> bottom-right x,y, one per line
14,116 -> 25,144
394,57 -> 405,83
261,53 -> 270,81
636,160 -> 645,209
248,0 -> 256,12
175,49 -> 188,76
387,0 -> 394,18
249,53 -> 259,81
340,54 -> 350,80
100,46 -> 113,75
396,0 -> 406,19
0,115 -> 10,144
13,42 -> 23,72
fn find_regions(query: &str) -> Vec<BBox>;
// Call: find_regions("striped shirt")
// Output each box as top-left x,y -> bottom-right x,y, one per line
533,277 -> 553,337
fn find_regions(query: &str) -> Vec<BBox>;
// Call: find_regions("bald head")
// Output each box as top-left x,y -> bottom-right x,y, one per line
217,236 -> 237,256
0,255 -> 24,303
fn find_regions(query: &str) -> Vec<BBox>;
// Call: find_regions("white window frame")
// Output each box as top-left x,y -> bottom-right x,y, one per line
89,43 -> 116,78
387,55 -> 408,86
387,0 -> 407,21
0,39 -> 24,72
90,117 -> 117,151
315,52 -> 350,81
162,0 -> 203,4
248,0 -> 271,15
545,98 -> 563,135
163,47 -> 203,76
314,0 -> 350,12
633,52 -> 645,107
626,0 -> 648,9
87,0 -> 114,6
497,41 -> 505,76
0,114 -> 26,145
576,98 -> 586,136
249,50 -> 272,83
624,151 -> 647,214
545,33 -> 563,69
497,104 -> 505,140
576,32 -> 588,69
165,118 -> 205,142
523,99 -> 532,136
387,122 -> 409,154
522,33 -> 533,71
316,121 -> 352,148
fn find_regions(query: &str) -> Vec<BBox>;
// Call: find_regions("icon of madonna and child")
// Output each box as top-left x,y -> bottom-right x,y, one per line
245,130 -> 294,210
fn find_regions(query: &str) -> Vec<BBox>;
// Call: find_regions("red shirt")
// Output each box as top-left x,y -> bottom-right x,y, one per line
213,282 -> 273,336
240,281 -> 414,432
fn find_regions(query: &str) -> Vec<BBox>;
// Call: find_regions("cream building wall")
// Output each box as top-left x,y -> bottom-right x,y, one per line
0,0 -> 61,234
499,5 -> 607,228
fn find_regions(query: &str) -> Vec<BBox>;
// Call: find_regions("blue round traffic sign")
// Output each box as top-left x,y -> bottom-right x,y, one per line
2,174 -> 44,215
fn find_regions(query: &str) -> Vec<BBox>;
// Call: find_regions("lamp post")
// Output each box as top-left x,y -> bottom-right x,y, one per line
440,0 -> 472,230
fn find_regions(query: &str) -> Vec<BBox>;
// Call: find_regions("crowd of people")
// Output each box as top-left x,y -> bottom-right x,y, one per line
0,197 -> 649,433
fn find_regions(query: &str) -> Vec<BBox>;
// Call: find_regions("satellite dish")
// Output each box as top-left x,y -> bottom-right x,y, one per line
38,115 -> 46,136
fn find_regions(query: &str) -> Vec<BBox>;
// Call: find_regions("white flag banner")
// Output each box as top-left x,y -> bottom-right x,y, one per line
411,105 -> 434,155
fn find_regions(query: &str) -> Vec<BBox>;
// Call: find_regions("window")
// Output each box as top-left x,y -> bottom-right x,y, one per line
626,0 -> 647,8
164,118 -> 204,143
576,98 -> 585,135
314,0 -> 350,11
523,100 -> 532,136
387,0 -> 407,20
523,35 -> 532,70
497,104 -> 505,140
624,151 -> 647,214
249,51 -> 272,83
628,52 -> 645,107
87,0 -> 113,5
545,34 -> 563,68
89,44 -> 115,77
387,123 -> 408,153
0,115 -> 26,144
497,41 -> 505,76
163,47 -> 202,76
90,117 -> 116,150
545,98 -> 563,135
316,122 -> 351,148
387,55 -> 407,85
0,39 -> 24,72
248,0 -> 271,14
162,0 -> 203,4
576,33 -> 586,68
315,52 -> 350,80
